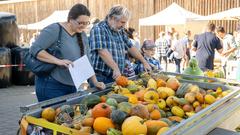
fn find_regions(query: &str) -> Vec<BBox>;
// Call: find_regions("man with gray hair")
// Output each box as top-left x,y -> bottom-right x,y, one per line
89,5 -> 151,84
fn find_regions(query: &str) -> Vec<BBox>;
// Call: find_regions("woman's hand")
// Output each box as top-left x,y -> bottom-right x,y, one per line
55,59 -> 73,68
94,81 -> 106,90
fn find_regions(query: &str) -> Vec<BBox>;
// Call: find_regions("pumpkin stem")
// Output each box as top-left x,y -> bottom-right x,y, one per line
140,119 -> 147,125
102,104 -> 108,109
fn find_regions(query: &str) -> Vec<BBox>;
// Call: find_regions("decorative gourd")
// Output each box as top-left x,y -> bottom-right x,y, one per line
157,87 -> 175,99
106,98 -> 118,107
171,106 -> 185,118
59,105 -> 75,118
182,104 -> 194,112
82,117 -> 94,127
184,92 -> 196,103
122,116 -> 147,135
92,103 -> 111,118
176,83 -> 192,97
107,128 -> 122,135
156,79 -> 167,88
160,118 -> 173,126
147,78 -> 157,90
134,89 -> 147,101
168,116 -> 183,122
127,84 -> 139,93
157,127 -> 170,135
150,109 -> 161,120
41,107 -> 56,122
144,91 -> 159,104
80,94 -> 101,107
204,94 -> 216,104
116,76 -> 129,87
145,120 -> 169,135
172,97 -> 188,105
166,77 -> 180,91
110,109 -> 127,125
107,94 -> 129,103
130,104 -> 149,119
93,117 -> 115,134
147,103 -> 159,113
117,102 -> 132,115
195,92 -> 204,103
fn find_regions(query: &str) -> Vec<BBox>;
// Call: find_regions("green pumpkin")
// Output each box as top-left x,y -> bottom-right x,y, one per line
106,98 -> 118,107
110,109 -> 127,125
117,102 -> 132,115
80,94 -> 101,108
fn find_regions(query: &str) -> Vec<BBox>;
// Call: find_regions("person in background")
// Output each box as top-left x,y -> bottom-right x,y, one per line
192,23 -> 223,71
172,32 -> 186,73
181,30 -> 191,70
216,26 -> 237,76
29,4 -> 105,102
89,5 -> 151,84
29,32 -> 39,46
155,31 -> 168,71
135,40 -> 162,74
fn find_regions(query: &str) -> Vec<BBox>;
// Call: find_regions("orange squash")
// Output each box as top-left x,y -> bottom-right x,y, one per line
157,127 -> 170,135
168,116 -> 183,122
135,89 -> 147,101
41,107 -> 56,122
150,109 -> 161,120
145,120 -> 169,135
144,91 -> 159,104
156,79 -> 167,88
116,76 -> 129,87
166,77 -> 180,91
82,117 -> 95,127
93,117 -> 115,134
92,103 -> 111,118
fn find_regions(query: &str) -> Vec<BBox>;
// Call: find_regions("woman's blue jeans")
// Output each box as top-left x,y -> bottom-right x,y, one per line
35,75 -> 76,102
174,58 -> 182,73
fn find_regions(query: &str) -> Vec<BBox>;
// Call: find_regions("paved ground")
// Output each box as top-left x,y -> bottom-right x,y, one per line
0,85 -> 36,135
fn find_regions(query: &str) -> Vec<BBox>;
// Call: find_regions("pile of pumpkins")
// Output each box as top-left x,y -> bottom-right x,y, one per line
40,73 -> 231,135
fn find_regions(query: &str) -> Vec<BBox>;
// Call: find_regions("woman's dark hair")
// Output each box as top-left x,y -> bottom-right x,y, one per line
68,3 -> 91,56
67,3 -> 91,21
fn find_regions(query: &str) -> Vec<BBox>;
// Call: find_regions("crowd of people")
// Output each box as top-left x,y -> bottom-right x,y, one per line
27,3 -> 240,102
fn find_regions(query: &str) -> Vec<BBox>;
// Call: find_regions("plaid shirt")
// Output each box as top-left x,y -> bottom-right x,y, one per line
135,56 -> 162,74
89,20 -> 133,76
155,38 -> 168,56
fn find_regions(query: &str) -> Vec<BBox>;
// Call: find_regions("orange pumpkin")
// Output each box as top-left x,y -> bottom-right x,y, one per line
145,120 -> 169,135
41,107 -> 56,122
150,109 -> 161,120
122,116 -> 147,135
166,77 -> 180,91
134,89 -> 147,101
92,103 -> 111,118
116,76 -> 129,87
156,79 -> 167,88
93,117 -> 115,134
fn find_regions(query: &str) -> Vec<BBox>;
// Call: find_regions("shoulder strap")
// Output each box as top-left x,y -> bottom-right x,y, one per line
56,23 -> 62,46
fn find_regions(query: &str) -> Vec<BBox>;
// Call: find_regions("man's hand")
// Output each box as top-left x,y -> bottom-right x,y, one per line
112,68 -> 121,79
55,59 -> 73,68
143,61 -> 152,72
94,81 -> 106,90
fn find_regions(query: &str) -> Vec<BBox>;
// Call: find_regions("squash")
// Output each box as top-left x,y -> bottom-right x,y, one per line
59,105 -> 75,118
157,87 -> 175,99
107,128 -> 122,135
130,104 -> 150,119
204,94 -> 216,104
107,94 -> 129,103
157,127 -> 170,135
145,120 -> 169,135
147,78 -> 157,90
147,103 -> 159,113
157,99 -> 166,110
82,117 -> 94,127
92,103 -> 111,118
117,102 -> 132,115
122,116 -> 147,135
116,76 -> 128,87
144,91 -> 159,104
168,116 -> 183,122
41,107 -> 56,122
160,118 -> 173,126
184,92 -> 196,103
127,84 -> 139,93
171,106 -> 185,118
166,77 -> 180,91
93,117 -> 115,134
176,83 -> 192,97
106,98 -> 118,107
135,89 -> 147,101
182,104 -> 194,112
156,79 -> 167,88
195,92 -> 204,103
80,94 -> 101,108
110,109 -> 127,125
150,109 -> 161,120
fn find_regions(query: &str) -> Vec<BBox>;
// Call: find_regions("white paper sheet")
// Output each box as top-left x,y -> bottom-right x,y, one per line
68,55 -> 95,90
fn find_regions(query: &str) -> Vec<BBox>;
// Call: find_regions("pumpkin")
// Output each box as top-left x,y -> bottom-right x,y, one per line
80,94 -> 101,108
41,107 -> 56,122
204,94 -> 216,104
171,106 -> 185,118
106,98 -> 118,107
130,104 -> 150,119
82,117 -> 94,127
147,104 -> 159,113
176,83 -> 192,97
122,116 -> 147,135
92,103 -> 111,118
156,79 -> 167,88
110,109 -> 127,125
116,76 -> 129,87
160,118 -> 173,126
145,120 -> 169,135
107,94 -> 129,103
59,105 -> 74,118
144,91 -> 159,104
93,117 -> 115,134
135,89 -> 147,101
147,78 -> 157,90
168,116 -> 183,122
157,127 -> 170,135
118,102 -> 132,115
150,109 -> 161,120
166,77 -> 180,91
184,92 -> 196,103
157,99 -> 167,110
195,92 -> 204,103
157,87 -> 175,99
127,84 -> 139,93
182,104 -> 194,112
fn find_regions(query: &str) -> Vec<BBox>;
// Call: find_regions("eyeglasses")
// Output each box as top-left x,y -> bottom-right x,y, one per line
74,20 -> 90,25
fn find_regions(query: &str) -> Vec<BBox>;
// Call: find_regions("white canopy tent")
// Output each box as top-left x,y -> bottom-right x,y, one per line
19,10 -> 69,30
197,7 -> 240,20
139,3 -> 204,26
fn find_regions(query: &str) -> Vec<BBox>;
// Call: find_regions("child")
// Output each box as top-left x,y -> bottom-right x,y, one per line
123,53 -> 136,77
135,40 -> 163,74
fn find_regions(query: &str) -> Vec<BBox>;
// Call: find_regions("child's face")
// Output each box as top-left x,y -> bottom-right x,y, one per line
143,48 -> 156,57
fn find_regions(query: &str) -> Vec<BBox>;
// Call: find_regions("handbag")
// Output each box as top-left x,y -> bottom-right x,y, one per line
24,23 -> 62,76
